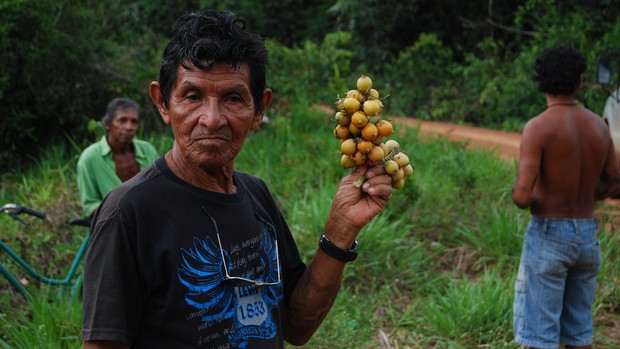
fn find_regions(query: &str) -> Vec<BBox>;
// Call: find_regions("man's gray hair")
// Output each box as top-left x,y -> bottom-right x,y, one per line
102,98 -> 140,125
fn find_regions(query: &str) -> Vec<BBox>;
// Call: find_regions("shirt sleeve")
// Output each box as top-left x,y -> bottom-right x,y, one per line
77,151 -> 105,217
81,200 -> 144,344
134,139 -> 160,170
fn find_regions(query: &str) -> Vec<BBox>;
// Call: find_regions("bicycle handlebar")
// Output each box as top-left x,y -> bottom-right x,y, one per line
1,203 -> 45,219
68,217 -> 92,228
2,203 -> 92,229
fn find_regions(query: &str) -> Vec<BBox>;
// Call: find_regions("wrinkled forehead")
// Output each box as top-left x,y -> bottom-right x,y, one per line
112,107 -> 140,120
173,61 -> 251,87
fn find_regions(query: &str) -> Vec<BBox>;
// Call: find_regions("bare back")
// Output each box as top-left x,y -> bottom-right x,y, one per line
512,105 -> 618,218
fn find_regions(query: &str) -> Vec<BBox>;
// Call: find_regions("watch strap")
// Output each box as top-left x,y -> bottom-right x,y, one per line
318,234 -> 358,262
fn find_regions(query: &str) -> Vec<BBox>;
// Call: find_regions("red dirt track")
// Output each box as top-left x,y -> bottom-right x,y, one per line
393,117 -> 521,161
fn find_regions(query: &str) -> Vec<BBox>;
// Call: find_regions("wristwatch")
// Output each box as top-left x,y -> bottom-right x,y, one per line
318,234 -> 358,262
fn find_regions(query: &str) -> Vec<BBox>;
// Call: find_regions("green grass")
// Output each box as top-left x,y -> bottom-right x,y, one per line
0,288 -> 82,349
1,102 -> 619,348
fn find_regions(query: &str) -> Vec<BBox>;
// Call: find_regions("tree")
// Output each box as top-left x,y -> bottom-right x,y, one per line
0,0 -> 155,171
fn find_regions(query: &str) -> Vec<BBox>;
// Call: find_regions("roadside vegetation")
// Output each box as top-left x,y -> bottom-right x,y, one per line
2,1 -> 620,347
4,1 -> 620,172
1,103 -> 619,348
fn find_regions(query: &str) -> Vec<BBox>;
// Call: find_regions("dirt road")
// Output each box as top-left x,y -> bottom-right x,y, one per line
393,117 -> 522,161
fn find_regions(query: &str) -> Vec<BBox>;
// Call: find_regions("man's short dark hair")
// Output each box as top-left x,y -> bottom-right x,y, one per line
534,45 -> 586,95
157,10 -> 268,113
102,98 -> 140,125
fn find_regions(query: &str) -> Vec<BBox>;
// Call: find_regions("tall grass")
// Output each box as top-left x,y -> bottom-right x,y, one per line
1,101 -> 619,348
407,269 -> 515,346
594,219 -> 620,314
0,289 -> 82,349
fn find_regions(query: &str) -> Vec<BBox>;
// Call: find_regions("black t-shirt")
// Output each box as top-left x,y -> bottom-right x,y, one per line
82,157 -> 306,348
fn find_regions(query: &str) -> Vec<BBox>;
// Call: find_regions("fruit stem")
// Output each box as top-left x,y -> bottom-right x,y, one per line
377,146 -> 400,165
354,175 -> 366,188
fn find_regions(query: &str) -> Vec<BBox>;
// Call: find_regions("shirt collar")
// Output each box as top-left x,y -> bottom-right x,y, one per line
100,135 -> 112,157
100,135 -> 146,159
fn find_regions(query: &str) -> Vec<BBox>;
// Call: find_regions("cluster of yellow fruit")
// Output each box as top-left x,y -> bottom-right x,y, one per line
333,75 -> 413,189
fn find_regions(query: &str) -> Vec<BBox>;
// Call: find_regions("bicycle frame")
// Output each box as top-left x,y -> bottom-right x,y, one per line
0,204 -> 90,298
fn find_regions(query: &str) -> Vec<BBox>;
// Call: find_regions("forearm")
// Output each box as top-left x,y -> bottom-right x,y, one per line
512,184 -> 533,209
280,164 -> 390,344
283,215 -> 357,344
283,250 -> 346,345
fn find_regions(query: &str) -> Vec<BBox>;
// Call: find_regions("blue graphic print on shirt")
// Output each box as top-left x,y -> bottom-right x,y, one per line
178,221 -> 282,348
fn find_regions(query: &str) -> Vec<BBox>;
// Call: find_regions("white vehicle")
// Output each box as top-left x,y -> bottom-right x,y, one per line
597,55 -> 620,158
601,89 -> 620,157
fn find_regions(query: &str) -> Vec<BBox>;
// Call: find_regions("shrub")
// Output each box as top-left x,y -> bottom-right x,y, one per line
387,33 -> 453,118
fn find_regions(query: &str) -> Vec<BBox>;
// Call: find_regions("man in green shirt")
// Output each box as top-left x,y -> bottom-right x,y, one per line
77,98 -> 159,217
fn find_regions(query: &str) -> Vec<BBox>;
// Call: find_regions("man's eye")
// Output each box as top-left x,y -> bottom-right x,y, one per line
185,93 -> 200,101
226,95 -> 242,103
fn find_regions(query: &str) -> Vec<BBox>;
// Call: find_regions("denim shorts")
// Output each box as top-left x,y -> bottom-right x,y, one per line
513,216 -> 601,348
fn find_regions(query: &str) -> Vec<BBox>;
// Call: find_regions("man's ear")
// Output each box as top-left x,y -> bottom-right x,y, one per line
149,81 -> 170,125
251,88 -> 273,130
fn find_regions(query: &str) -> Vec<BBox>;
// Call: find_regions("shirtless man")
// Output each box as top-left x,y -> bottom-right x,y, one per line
512,46 -> 620,349
77,98 -> 159,217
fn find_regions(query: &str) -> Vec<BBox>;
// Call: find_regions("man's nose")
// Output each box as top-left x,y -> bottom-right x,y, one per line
198,100 -> 226,129
123,121 -> 139,131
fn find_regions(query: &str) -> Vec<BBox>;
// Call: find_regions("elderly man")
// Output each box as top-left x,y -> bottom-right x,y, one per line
76,98 -> 158,217
81,10 -> 393,349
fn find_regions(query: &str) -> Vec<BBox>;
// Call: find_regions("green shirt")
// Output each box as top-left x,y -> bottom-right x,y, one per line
77,135 -> 159,216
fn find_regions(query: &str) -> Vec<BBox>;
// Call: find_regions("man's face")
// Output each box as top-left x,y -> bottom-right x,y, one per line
107,107 -> 140,144
156,62 -> 269,169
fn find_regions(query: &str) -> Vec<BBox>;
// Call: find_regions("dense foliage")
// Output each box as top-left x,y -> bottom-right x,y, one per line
3,0 -> 620,171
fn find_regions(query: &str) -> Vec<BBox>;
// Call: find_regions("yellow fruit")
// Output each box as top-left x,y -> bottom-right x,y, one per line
393,152 -> 410,167
391,168 -> 405,181
376,99 -> 384,113
376,120 -> 394,137
384,160 -> 399,175
351,111 -> 369,129
343,97 -> 361,113
335,111 -> 351,126
341,138 -> 357,155
392,178 -> 405,189
336,98 -> 345,111
352,151 -> 367,165
348,122 -> 361,136
367,88 -> 380,100
367,145 -> 385,162
346,89 -> 365,102
379,142 -> 389,156
362,100 -> 381,117
361,123 -> 379,142
334,74 -> 413,185
385,139 -> 400,152
334,125 -> 351,139
357,75 -> 372,94
357,139 -> 373,154
341,154 -> 355,169
403,164 -> 414,178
